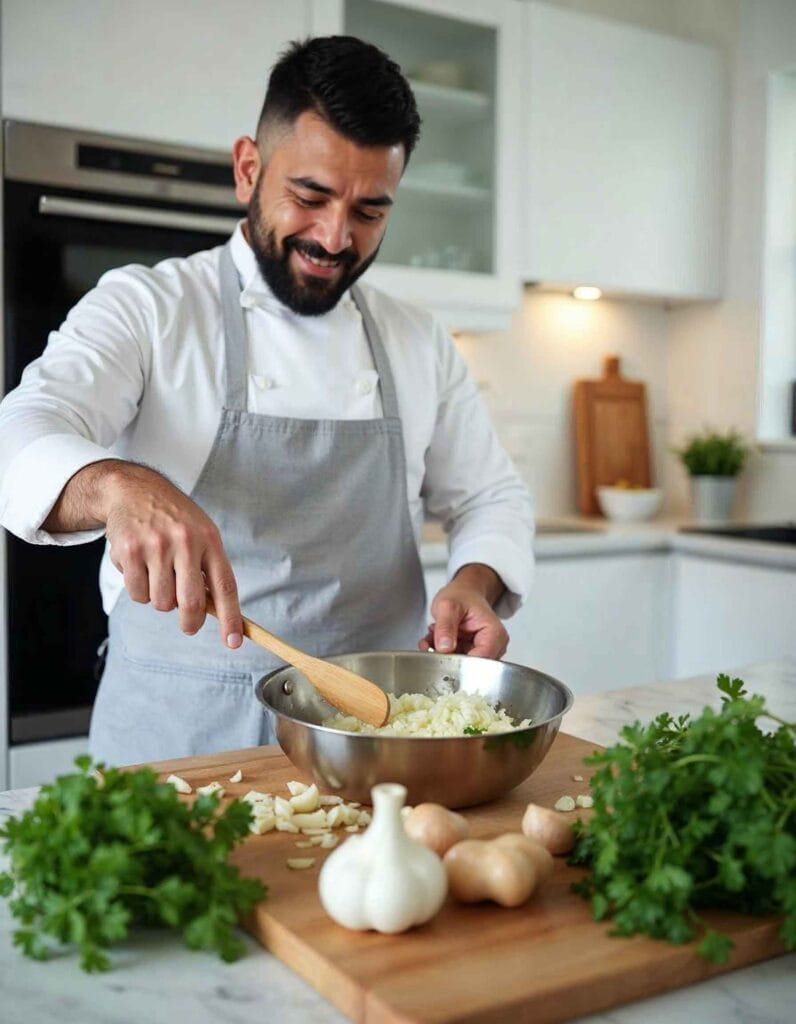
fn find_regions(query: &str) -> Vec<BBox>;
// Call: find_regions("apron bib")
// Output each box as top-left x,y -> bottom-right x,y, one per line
89,244 -> 426,764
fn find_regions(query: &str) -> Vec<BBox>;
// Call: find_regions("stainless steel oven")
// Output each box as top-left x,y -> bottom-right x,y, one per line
2,120 -> 242,748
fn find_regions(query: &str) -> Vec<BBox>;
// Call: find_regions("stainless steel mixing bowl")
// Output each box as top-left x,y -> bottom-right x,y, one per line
255,651 -> 574,808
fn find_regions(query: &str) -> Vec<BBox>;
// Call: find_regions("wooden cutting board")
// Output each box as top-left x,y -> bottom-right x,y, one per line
147,735 -> 786,1024
574,355 -> 652,515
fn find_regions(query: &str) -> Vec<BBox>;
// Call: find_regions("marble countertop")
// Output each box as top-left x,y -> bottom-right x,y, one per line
2,660 -> 795,1024
420,517 -> 796,570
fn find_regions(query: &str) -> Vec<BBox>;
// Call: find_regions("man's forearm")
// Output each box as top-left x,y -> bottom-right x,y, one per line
42,459 -> 139,532
451,563 -> 506,607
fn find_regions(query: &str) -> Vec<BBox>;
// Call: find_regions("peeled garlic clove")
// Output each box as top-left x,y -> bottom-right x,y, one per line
166,774 -> 192,794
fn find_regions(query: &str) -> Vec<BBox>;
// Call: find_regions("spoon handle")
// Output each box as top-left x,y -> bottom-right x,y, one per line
204,595 -> 390,727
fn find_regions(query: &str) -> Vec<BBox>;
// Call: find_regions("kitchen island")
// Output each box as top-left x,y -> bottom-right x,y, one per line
1,659 -> 794,1024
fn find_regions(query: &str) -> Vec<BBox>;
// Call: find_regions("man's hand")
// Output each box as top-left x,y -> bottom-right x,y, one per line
43,460 -> 243,648
418,563 -> 508,659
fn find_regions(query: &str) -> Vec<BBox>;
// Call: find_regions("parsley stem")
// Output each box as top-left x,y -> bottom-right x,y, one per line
671,754 -> 723,769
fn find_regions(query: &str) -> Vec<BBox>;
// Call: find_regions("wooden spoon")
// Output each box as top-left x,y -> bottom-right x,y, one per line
204,596 -> 390,728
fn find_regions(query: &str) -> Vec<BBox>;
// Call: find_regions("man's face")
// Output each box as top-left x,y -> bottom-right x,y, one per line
240,112 -> 404,315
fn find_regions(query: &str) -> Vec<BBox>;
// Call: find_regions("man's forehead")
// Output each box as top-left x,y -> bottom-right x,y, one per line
267,111 -> 404,189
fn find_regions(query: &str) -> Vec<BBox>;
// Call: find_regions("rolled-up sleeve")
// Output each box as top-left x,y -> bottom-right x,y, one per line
0,271 -> 151,544
422,325 -> 535,618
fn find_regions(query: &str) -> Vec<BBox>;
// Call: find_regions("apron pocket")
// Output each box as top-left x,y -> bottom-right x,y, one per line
89,641 -> 271,765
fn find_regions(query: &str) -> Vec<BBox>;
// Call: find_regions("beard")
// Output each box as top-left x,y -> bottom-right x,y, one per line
246,183 -> 381,316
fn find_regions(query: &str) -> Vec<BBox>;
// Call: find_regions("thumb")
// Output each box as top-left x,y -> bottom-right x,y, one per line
432,599 -> 462,653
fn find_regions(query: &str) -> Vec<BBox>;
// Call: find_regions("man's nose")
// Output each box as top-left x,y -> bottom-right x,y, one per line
316,207 -> 353,255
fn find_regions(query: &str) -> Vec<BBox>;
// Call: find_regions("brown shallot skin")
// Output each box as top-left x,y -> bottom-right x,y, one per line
521,802 -> 576,855
443,833 -> 553,907
403,803 -> 470,857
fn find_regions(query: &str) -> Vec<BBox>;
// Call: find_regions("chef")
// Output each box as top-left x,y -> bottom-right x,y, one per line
0,36 -> 534,764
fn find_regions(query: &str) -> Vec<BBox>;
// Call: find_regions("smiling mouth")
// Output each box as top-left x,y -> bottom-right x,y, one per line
293,248 -> 346,279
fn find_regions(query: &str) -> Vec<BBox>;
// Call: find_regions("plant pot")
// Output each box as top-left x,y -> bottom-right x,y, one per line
690,476 -> 737,523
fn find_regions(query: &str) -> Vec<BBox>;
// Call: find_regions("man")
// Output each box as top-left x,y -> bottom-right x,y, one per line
0,36 -> 533,763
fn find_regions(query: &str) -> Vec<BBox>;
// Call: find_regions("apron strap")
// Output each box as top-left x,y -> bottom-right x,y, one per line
219,243 -> 248,411
351,284 -> 401,421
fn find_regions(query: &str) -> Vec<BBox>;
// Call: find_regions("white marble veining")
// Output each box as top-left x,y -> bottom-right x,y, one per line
1,662 -> 794,1023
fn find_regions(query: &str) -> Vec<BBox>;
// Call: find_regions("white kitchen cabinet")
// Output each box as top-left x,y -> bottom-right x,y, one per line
506,553 -> 671,696
1,0 -> 309,151
522,3 -> 727,302
310,0 -> 523,329
671,554 -> 796,679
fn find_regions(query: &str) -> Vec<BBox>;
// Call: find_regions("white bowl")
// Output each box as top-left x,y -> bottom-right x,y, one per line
596,486 -> 662,522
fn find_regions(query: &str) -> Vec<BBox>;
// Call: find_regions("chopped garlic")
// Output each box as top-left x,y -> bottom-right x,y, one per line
196,781 -> 225,798
357,810 -> 372,826
340,805 -> 360,827
319,794 -> 343,806
249,812 -> 276,835
572,774 -> 584,782
276,818 -> 299,834
295,840 -> 314,849
286,857 -> 315,870
319,833 -> 339,849
344,824 -> 360,833
286,780 -> 308,796
301,827 -> 329,836
228,769 -> 243,784
290,784 -> 320,813
166,774 -> 192,794
576,794 -> 594,808
554,795 -> 576,812
325,805 -> 345,829
243,789 -> 273,805
292,810 -> 328,829
308,835 -> 326,846
274,795 -> 293,817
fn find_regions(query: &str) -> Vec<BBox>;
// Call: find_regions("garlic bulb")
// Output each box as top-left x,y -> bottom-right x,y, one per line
318,782 -> 447,933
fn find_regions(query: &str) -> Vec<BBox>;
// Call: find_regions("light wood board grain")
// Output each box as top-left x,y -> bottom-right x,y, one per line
146,734 -> 786,1024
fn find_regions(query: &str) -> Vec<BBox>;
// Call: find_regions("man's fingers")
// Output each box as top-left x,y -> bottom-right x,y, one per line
432,600 -> 463,654
467,623 -> 509,660
204,551 -> 242,649
174,558 -> 209,635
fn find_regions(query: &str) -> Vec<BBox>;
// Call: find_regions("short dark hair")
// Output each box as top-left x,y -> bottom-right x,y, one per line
257,36 -> 421,163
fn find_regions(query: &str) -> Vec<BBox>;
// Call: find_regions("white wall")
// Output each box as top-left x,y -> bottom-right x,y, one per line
457,0 -> 795,521
455,292 -> 670,517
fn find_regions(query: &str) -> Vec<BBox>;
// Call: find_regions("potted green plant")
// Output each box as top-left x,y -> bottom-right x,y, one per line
674,429 -> 750,523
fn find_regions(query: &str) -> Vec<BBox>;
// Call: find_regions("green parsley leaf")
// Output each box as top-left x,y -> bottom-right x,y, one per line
0,757 -> 267,972
569,675 -> 796,962
463,726 -> 486,735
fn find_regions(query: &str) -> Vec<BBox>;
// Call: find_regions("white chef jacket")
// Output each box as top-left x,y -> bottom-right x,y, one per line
0,223 -> 534,617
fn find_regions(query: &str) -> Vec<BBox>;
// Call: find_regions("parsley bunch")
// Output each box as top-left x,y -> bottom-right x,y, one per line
0,756 -> 266,972
569,675 -> 796,963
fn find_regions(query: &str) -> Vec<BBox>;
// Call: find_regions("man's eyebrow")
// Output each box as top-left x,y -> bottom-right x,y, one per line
287,176 -> 394,207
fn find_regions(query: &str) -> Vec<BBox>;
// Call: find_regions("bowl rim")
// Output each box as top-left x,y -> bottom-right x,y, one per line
255,650 -> 575,741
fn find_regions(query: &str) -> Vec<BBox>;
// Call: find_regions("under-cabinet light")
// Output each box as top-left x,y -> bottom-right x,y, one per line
572,286 -> 602,301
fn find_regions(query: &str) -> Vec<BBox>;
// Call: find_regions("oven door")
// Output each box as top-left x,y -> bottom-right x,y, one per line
3,181 -> 241,743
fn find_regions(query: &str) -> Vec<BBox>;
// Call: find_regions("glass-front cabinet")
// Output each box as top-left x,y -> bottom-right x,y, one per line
310,0 -> 522,330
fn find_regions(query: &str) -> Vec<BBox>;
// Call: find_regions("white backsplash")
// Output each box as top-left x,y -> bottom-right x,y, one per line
455,288 -> 672,518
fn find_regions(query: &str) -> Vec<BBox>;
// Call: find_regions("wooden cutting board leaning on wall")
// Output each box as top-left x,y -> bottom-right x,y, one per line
574,355 -> 652,515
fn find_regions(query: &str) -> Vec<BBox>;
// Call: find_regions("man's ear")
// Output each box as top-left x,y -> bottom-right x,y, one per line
232,136 -> 261,204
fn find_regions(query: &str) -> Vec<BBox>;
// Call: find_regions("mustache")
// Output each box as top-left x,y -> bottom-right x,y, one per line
286,237 -> 357,268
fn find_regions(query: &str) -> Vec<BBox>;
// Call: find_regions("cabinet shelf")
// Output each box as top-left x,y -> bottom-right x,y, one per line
408,79 -> 491,120
400,176 -> 491,202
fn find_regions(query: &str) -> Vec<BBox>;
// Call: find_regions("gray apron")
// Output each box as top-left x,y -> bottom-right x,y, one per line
89,243 -> 427,764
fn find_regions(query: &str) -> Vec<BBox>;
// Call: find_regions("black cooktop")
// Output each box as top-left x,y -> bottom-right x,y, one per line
678,523 -> 796,545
